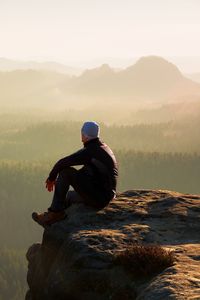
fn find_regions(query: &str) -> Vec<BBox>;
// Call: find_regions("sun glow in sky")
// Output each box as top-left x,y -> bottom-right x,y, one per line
0,0 -> 200,65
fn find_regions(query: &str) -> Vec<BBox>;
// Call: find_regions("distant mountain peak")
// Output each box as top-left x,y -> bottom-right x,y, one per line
99,63 -> 112,70
137,55 -> 173,64
122,55 -> 183,88
126,55 -> 182,78
136,55 -> 181,69
81,63 -> 114,78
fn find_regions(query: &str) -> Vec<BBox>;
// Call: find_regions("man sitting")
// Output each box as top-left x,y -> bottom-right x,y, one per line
32,121 -> 118,226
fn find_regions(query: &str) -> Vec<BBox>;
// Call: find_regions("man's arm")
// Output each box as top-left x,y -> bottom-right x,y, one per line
47,148 -> 90,182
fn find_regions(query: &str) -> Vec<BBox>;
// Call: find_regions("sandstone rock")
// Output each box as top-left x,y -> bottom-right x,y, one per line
26,190 -> 200,299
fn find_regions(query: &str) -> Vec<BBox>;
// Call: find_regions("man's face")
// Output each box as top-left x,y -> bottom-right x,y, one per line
81,133 -> 88,143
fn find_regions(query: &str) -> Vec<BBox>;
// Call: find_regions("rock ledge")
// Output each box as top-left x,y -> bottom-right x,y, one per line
26,190 -> 200,300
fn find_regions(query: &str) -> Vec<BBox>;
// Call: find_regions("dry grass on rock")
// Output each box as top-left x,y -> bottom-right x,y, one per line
115,244 -> 175,279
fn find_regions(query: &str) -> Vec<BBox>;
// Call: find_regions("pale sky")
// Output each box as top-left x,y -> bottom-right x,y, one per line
0,0 -> 200,67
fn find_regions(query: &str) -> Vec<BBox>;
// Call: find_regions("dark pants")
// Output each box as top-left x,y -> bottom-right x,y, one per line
49,167 -> 110,212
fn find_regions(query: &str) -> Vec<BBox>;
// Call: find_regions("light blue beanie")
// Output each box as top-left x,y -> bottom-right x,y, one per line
81,121 -> 100,139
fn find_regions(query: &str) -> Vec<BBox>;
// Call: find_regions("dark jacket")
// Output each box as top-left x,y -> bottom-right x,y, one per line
48,138 -> 118,198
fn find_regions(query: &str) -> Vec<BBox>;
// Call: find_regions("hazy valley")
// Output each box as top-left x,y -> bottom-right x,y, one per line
0,56 -> 200,299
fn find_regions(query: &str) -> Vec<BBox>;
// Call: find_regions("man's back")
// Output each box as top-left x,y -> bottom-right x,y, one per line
48,137 -> 118,199
80,138 -> 118,198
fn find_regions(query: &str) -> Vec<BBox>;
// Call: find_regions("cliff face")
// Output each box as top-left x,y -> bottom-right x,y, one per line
26,190 -> 200,300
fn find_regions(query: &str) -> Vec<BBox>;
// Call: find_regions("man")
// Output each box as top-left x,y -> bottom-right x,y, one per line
32,121 -> 118,226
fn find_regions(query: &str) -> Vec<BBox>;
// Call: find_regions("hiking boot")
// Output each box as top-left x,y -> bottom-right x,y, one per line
32,210 -> 66,226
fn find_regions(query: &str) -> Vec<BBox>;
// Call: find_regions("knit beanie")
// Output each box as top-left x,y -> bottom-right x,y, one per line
81,121 -> 100,140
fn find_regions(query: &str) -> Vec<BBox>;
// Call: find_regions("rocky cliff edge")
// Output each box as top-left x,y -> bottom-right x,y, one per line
26,190 -> 200,300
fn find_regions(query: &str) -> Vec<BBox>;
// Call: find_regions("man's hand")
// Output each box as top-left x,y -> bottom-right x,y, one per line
45,179 -> 55,192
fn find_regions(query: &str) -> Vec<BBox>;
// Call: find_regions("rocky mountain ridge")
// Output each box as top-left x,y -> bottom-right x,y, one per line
26,189 -> 200,299
0,58 -> 82,75
1,56 -> 200,108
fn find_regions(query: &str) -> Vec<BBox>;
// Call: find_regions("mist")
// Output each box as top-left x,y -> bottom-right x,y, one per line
1,0 -> 200,299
